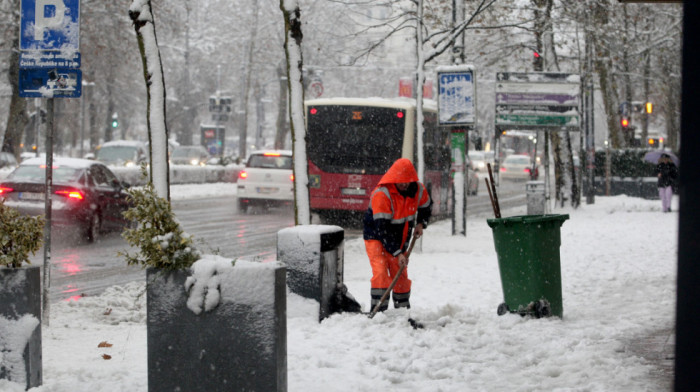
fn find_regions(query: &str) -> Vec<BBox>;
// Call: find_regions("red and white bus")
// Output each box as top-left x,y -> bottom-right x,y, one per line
305,97 -> 453,224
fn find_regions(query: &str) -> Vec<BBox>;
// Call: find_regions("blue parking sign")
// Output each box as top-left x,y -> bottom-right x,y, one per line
20,0 -> 80,51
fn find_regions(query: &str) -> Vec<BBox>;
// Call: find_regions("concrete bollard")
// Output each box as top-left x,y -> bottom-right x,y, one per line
0,266 -> 42,390
146,259 -> 287,392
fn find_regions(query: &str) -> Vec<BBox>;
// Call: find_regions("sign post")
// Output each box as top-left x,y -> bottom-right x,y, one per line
436,65 -> 475,237
494,72 -> 581,213
20,0 -> 80,327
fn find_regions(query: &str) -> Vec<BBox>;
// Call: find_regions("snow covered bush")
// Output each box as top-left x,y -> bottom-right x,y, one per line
0,199 -> 44,268
119,179 -> 200,270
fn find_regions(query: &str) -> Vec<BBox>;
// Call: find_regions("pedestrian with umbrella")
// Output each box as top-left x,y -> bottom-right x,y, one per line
654,153 -> 678,212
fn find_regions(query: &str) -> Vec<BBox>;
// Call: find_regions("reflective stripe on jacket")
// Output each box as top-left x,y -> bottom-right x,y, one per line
362,182 -> 431,256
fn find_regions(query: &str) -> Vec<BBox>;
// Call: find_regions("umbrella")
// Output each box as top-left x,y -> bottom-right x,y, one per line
643,150 -> 679,166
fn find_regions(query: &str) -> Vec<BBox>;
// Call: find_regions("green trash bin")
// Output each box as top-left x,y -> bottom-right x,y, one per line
486,214 -> 569,318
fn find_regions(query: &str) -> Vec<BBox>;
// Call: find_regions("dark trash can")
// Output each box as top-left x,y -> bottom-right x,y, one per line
487,214 -> 569,318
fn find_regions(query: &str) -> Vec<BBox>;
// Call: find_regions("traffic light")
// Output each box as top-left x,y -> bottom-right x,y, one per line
111,113 -> 119,128
621,116 -> 630,129
645,102 -> 653,114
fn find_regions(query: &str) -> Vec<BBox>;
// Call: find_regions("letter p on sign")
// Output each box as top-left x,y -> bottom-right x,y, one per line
20,0 -> 79,51
34,0 -> 65,40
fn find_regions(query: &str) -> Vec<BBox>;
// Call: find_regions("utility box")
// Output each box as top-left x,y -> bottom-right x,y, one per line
526,181 -> 546,215
277,225 -> 351,321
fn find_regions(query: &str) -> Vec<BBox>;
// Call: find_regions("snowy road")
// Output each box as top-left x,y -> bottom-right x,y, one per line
33,180 -> 526,302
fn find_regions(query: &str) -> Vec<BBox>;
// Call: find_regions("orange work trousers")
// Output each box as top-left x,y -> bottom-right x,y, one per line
365,239 -> 411,293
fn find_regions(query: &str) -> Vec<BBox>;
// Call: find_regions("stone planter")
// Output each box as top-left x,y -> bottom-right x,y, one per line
0,266 -> 42,390
146,259 -> 287,392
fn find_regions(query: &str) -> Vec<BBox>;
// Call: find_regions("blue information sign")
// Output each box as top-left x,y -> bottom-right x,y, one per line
437,68 -> 475,126
20,0 -> 80,51
19,68 -> 82,98
20,51 -> 80,68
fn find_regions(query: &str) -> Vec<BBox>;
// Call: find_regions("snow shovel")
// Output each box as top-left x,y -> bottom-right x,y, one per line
368,234 -> 418,319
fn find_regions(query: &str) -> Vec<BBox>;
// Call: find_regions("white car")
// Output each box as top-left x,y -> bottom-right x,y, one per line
499,154 -> 539,181
95,140 -> 148,167
237,150 -> 294,212
468,150 -> 494,172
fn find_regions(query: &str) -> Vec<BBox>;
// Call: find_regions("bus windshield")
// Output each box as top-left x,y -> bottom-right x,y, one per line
307,105 -> 404,174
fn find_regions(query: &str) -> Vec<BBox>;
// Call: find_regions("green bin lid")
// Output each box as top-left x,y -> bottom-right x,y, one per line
486,214 -> 569,228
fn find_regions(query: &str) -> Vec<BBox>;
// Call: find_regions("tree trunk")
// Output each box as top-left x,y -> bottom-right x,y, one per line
274,63 -> 289,150
280,0 -> 310,225
2,36 -> 28,161
550,131 -> 564,205
129,1 -> 171,201
239,0 -> 260,159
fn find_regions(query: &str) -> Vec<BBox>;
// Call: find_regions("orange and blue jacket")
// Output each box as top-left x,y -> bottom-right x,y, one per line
363,158 -> 432,256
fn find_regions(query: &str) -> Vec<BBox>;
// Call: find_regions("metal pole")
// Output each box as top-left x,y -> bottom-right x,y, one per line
42,98 -> 54,326
80,82 -> 86,158
35,99 -> 41,157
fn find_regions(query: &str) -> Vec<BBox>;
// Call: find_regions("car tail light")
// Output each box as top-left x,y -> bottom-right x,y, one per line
0,186 -> 13,195
55,189 -> 84,200
238,171 -> 248,180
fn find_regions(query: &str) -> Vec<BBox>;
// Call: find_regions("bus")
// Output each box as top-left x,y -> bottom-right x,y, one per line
305,97 -> 453,224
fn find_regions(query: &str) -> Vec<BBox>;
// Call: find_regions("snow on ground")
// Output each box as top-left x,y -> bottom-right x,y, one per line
0,183 -> 678,392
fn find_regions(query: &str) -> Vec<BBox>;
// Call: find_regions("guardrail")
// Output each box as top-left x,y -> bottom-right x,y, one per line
0,164 -> 243,185
111,165 -> 243,186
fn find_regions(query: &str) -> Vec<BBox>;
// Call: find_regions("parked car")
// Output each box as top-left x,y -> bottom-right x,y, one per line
499,154 -> 539,181
0,157 -> 133,242
95,140 -> 148,167
236,150 -> 294,212
170,145 -> 211,166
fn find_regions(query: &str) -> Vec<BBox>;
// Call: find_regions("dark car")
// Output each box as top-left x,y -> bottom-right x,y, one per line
0,157 -> 132,242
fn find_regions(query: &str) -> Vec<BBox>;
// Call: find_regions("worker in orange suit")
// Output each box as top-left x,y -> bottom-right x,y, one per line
363,158 -> 432,312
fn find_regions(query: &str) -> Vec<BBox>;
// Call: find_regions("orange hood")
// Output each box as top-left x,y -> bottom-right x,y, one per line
378,158 -> 418,185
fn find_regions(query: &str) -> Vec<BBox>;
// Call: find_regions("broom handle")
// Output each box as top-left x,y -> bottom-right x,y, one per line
487,163 -> 501,218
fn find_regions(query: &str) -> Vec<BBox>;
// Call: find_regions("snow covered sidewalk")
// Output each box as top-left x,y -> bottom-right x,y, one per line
1,195 -> 677,391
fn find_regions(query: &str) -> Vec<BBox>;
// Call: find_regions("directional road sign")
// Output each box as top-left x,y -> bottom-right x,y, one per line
494,72 -> 580,130
20,0 -> 80,51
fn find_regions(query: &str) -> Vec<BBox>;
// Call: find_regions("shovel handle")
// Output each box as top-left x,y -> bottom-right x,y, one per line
368,235 -> 418,319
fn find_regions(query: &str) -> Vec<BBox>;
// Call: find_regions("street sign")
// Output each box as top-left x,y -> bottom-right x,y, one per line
20,51 -> 80,68
19,68 -> 81,98
494,72 -> 580,130
496,114 -> 580,127
201,125 -> 225,155
437,66 -> 475,125
20,0 -> 80,51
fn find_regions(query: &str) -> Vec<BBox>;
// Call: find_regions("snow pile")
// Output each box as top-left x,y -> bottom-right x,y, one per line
0,315 -> 39,385
0,193 -> 677,391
